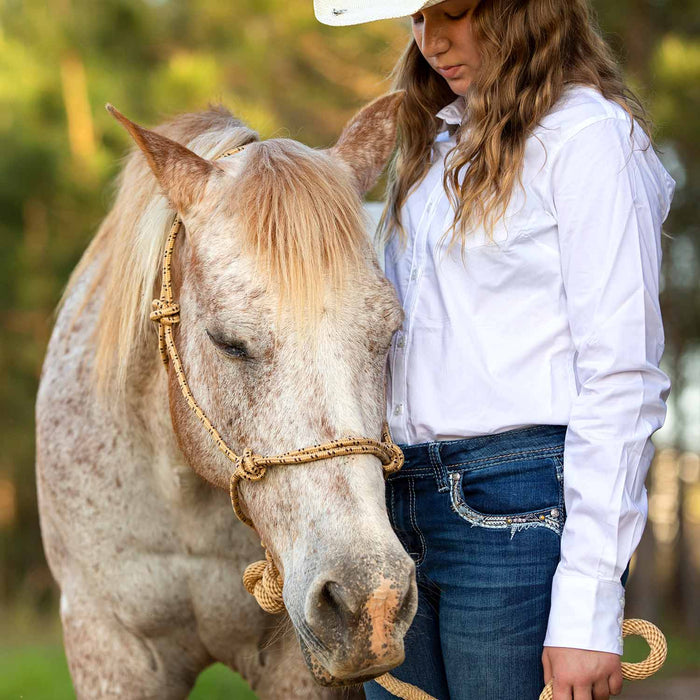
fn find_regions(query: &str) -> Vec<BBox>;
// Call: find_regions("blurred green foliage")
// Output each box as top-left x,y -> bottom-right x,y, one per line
0,0 -> 699,671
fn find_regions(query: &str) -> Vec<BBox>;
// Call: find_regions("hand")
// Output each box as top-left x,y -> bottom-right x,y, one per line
542,646 -> 623,699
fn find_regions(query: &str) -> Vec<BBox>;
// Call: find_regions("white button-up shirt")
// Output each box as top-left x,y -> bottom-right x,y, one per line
384,84 -> 675,654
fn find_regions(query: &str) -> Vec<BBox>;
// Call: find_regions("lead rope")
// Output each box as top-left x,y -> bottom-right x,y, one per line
150,146 -> 666,700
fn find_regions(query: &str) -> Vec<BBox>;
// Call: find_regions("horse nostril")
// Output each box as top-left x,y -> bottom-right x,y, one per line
320,580 -> 361,618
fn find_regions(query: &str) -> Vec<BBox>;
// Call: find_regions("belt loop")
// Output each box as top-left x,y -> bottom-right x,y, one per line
428,443 -> 449,493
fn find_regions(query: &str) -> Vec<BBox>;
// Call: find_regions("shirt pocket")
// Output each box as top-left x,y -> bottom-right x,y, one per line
448,449 -> 565,536
437,183 -> 538,252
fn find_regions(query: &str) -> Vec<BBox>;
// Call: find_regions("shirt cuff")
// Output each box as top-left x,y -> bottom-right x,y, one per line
544,572 -> 625,655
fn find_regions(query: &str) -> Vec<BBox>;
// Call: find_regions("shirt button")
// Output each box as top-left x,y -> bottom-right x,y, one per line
397,335 -> 406,349
394,404 -> 404,416
410,268 -> 419,281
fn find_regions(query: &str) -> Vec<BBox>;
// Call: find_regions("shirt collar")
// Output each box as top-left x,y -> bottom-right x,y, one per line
435,96 -> 467,126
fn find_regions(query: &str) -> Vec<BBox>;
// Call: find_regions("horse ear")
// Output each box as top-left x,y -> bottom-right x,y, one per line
329,91 -> 405,195
106,104 -> 219,213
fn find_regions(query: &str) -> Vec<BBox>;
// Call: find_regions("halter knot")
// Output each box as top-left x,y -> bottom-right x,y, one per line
242,549 -> 285,615
382,441 -> 405,475
150,299 -> 181,325
236,448 -> 267,482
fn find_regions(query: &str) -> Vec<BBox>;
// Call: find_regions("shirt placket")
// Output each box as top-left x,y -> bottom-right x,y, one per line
390,176 -> 446,443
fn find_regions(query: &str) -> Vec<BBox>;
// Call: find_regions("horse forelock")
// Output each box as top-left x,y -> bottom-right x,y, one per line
231,139 -> 369,326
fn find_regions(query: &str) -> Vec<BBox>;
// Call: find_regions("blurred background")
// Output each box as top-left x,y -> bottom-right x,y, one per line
0,0 -> 698,697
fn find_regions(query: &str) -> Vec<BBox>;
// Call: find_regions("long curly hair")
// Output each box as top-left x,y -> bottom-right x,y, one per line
381,0 -> 651,249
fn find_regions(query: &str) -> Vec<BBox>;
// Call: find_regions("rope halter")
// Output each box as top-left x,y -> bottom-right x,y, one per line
149,142 -> 404,595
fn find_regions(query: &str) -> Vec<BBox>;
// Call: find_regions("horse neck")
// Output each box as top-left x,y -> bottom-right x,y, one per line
83,254 -> 196,501
122,329 -> 200,499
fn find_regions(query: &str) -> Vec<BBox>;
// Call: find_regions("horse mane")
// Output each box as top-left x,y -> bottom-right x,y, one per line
64,105 -> 369,401
233,138 -> 368,324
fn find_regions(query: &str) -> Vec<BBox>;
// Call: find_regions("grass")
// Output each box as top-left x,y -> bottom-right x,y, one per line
0,645 -> 75,700
1,604 -> 258,699
0,644 -> 258,699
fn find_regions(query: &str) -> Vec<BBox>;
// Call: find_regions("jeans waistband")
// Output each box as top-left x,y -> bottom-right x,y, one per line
393,425 -> 567,492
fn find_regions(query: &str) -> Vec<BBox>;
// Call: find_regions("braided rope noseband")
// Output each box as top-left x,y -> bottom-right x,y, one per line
150,145 -> 666,699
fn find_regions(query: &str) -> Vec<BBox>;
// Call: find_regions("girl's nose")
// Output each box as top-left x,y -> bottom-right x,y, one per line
419,19 -> 449,57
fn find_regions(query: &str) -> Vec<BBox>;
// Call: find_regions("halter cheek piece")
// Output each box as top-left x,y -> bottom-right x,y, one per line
149,144 -> 404,613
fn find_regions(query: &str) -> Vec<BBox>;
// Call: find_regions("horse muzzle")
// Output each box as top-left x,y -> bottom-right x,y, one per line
289,553 -> 418,686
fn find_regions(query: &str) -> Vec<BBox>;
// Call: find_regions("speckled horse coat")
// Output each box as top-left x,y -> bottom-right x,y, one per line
36,93 -> 418,699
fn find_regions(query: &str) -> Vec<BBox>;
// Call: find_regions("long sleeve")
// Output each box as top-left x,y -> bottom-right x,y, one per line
543,117 -> 675,654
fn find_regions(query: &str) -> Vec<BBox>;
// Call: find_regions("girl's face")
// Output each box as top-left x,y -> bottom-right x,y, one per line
411,0 -> 482,96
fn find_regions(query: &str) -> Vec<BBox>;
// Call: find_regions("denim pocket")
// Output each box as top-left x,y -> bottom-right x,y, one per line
448,450 -> 565,537
386,478 -> 427,566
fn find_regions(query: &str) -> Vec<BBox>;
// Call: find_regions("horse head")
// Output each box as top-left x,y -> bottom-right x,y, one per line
108,94 -> 418,686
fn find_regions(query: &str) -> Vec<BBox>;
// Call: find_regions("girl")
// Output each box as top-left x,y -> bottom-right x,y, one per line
315,1 -> 675,699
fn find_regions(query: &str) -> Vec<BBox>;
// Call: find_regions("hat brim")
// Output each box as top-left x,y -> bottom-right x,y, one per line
314,1 -> 445,27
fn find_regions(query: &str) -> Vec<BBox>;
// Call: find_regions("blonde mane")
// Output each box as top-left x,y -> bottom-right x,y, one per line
65,106 -> 369,400
233,138 -> 367,324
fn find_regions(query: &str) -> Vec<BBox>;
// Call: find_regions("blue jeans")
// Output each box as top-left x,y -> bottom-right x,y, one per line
364,424 -> 568,700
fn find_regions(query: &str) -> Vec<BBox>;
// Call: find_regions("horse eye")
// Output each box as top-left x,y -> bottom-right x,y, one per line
206,329 -> 249,359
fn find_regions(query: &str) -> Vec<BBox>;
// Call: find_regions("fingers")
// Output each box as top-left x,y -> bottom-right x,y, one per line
551,678 -> 618,700
542,650 -> 553,685
573,686 -> 592,700
592,678 -> 609,700
609,670 -> 623,696
552,681 -> 573,700
543,647 -> 621,700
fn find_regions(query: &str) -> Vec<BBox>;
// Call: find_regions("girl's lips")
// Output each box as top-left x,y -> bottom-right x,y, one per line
436,64 -> 463,79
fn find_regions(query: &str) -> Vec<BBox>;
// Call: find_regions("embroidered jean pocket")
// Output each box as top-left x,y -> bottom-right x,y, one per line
449,452 -> 564,537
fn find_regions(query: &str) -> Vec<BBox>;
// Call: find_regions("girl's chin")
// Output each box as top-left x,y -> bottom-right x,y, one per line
437,70 -> 472,96
447,79 -> 471,96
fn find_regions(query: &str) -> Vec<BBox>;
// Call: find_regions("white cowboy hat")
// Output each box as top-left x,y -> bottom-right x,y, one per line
314,1 -> 446,26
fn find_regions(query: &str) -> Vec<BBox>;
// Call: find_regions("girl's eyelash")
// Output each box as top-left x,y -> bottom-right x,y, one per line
412,10 -> 469,24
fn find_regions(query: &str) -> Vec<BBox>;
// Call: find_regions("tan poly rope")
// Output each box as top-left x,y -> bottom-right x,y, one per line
374,673 -> 438,700
150,145 -> 666,700
242,549 -> 285,615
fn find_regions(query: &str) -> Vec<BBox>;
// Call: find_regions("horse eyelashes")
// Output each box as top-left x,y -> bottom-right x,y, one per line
206,329 -> 250,360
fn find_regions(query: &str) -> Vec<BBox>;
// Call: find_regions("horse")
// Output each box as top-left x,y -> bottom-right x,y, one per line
35,92 -> 418,699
